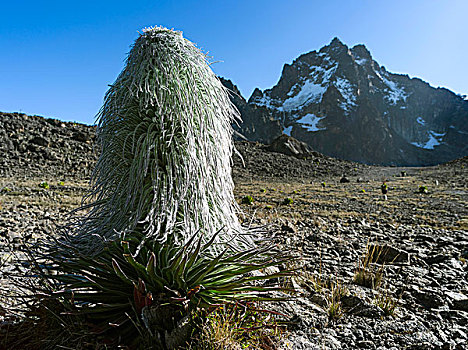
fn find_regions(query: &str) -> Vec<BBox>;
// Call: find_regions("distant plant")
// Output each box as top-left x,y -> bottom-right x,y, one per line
259,188 -> 266,193
283,197 -> 293,205
241,195 -> 254,205
419,185 -> 428,194
360,189 -> 366,193
38,181 -> 49,189
265,205 -> 273,210
58,181 -> 65,186
321,182 -> 326,187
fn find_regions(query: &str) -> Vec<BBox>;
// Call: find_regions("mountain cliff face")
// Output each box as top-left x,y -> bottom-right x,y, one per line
231,37 -> 468,165
219,77 -> 282,143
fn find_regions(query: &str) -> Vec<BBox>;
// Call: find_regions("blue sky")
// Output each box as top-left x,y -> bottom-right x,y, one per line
1,0 -> 467,125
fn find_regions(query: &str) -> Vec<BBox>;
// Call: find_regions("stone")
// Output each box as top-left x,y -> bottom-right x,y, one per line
368,244 -> 410,264
266,134 -> 318,160
29,136 -> 49,147
414,290 -> 446,309
425,254 -> 448,264
340,176 -> 350,183
71,131 -> 90,142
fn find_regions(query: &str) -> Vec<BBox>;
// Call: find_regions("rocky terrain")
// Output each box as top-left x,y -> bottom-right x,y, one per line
1,112 -> 467,349
223,38 -> 468,166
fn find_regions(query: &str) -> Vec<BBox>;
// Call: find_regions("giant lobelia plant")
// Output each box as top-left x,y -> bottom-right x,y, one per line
4,26 -> 292,349
73,26 -> 248,253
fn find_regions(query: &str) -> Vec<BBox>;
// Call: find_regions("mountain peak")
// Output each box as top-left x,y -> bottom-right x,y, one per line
245,38 -> 468,166
351,44 -> 372,60
329,37 -> 346,48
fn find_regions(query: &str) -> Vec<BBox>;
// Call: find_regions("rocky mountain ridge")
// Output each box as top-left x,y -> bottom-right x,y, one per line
0,112 -> 360,181
223,38 -> 468,166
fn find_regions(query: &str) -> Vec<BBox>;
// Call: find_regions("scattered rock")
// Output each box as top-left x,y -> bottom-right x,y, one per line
340,175 -> 350,183
266,134 -> 319,160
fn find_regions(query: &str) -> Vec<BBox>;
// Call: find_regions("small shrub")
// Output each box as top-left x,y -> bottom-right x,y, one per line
259,188 -> 266,193
321,182 -> 326,187
418,185 -> 428,194
265,205 -> 273,210
282,197 -> 293,205
58,181 -> 65,186
241,195 -> 254,205
360,189 -> 366,193
38,182 -> 49,189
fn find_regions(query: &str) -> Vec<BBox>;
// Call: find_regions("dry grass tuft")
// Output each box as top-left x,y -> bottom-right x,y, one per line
353,242 -> 385,289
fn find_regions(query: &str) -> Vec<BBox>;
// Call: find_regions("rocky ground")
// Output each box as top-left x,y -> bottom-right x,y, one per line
0,112 -> 467,349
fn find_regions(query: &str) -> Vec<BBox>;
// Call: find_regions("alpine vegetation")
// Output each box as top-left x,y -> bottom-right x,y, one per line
4,26 -> 292,349
73,26 -> 249,254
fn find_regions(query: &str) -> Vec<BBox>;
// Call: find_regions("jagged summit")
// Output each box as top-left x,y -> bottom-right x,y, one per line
329,36 -> 346,48
231,39 -> 468,165
350,44 -> 372,61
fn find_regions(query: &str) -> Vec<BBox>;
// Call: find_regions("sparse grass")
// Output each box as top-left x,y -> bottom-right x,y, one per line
353,242 -> 385,289
298,269 -> 348,321
187,303 -> 285,350
326,282 -> 347,320
374,289 -> 397,317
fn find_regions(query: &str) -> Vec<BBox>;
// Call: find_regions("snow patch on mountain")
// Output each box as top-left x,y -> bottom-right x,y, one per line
334,77 -> 357,112
374,69 -> 408,104
283,80 -> 327,111
283,125 -> 293,136
355,58 -> 367,65
296,114 -> 326,132
411,131 -> 446,149
382,76 -> 408,104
